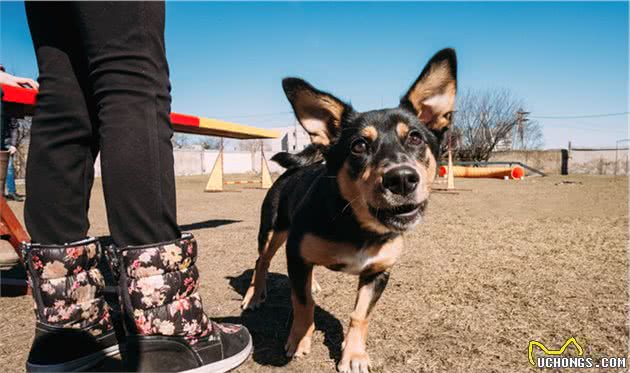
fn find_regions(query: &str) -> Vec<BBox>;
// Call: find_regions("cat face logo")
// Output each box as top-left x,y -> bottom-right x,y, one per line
528,337 -> 584,366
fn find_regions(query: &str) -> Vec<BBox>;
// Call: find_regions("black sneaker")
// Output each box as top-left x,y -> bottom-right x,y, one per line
124,321 -> 252,373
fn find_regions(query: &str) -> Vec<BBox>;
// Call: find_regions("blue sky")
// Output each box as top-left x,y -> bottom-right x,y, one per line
1,1 -> 628,148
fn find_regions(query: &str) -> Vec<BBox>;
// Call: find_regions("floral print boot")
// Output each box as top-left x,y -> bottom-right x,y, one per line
111,233 -> 252,373
22,238 -> 120,372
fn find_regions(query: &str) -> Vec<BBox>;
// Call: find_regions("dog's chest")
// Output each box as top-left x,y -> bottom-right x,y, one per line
338,244 -> 401,275
301,234 -> 403,275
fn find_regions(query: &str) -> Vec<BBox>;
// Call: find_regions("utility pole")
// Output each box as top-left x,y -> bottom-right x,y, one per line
447,126 -> 455,190
516,110 -> 530,150
614,139 -> 630,177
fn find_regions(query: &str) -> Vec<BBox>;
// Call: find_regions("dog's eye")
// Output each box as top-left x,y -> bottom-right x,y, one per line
351,139 -> 368,155
407,131 -> 423,146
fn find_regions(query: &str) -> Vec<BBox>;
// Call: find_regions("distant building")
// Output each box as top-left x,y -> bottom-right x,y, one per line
269,125 -> 311,152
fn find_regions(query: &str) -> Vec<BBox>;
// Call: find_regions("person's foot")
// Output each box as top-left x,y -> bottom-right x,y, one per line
0,240 -> 20,270
23,238 -> 120,372
124,321 -> 252,373
114,233 -> 252,372
5,192 -> 25,201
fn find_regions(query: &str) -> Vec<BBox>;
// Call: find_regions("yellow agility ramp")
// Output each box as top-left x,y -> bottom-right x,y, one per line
204,145 -> 275,192
261,152 -> 273,189
205,150 -> 224,192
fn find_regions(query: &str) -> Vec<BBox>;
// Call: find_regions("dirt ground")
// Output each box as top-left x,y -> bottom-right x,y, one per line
0,174 -> 627,373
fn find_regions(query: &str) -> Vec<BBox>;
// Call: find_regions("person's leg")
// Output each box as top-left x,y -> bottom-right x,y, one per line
5,155 -> 24,201
70,4 -> 251,371
23,3 -> 118,372
24,3 -> 99,244
6,156 -> 16,194
70,2 -> 179,247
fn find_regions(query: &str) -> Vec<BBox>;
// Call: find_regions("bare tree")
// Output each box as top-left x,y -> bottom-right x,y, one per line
237,140 -> 272,172
236,139 -> 272,152
446,89 -> 543,161
171,133 -> 191,149
172,133 -> 222,150
237,139 -> 260,153
199,137 -> 220,150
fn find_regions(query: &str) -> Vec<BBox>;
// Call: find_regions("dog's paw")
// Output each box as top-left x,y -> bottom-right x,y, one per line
311,279 -> 322,294
337,351 -> 371,373
285,331 -> 312,358
241,285 -> 266,310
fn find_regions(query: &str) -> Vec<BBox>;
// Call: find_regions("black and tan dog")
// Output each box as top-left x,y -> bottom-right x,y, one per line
241,49 -> 457,372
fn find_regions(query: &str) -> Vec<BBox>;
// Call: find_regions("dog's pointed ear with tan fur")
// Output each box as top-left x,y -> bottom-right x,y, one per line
282,78 -> 351,147
400,48 -> 457,135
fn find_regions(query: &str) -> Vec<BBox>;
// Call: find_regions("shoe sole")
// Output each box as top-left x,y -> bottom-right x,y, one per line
0,263 -> 19,270
26,344 -> 120,372
181,333 -> 253,373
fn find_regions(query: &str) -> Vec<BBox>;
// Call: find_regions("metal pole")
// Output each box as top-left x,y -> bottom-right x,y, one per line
220,137 -> 224,175
614,141 -> 619,176
614,139 -> 630,178
516,110 -> 530,150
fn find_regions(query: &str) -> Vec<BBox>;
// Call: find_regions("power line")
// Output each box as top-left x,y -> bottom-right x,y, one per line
210,109 -> 629,121
539,116 -> 629,133
530,112 -> 630,119
219,111 -> 294,119
544,123 -> 628,134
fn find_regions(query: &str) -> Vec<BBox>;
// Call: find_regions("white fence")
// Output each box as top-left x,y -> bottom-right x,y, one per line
570,147 -> 629,175
94,150 -> 287,177
92,147 -> 630,177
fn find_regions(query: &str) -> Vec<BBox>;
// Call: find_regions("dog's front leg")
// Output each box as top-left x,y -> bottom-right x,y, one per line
338,271 -> 390,373
285,239 -> 315,358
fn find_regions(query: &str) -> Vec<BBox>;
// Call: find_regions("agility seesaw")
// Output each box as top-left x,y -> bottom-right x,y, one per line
1,84 -> 280,194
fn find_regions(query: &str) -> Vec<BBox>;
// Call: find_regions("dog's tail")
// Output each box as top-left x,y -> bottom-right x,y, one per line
271,144 -> 324,169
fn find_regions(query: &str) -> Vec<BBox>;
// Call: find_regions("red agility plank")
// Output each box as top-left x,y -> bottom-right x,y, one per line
1,84 -> 278,139
170,112 -> 200,127
1,84 -> 37,105
0,85 -> 201,129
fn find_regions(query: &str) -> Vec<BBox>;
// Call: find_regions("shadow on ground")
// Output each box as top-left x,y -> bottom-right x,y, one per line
223,270 -> 344,367
180,219 -> 241,231
0,264 -> 29,297
96,219 -> 241,248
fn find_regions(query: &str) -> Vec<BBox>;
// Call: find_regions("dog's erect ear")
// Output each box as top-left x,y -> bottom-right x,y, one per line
283,78 -> 349,146
400,48 -> 457,132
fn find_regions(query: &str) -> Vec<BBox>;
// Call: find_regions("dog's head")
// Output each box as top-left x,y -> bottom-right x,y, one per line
283,49 -> 457,233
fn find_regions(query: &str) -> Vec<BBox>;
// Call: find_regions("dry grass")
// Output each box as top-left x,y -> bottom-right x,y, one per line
0,174 -> 627,372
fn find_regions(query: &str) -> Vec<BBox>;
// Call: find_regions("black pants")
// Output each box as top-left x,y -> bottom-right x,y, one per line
25,2 -> 180,246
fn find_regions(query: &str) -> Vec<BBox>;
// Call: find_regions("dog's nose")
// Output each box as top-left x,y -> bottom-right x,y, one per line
382,166 -> 420,195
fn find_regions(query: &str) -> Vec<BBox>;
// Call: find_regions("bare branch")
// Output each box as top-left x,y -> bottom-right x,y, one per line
442,88 -> 543,161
